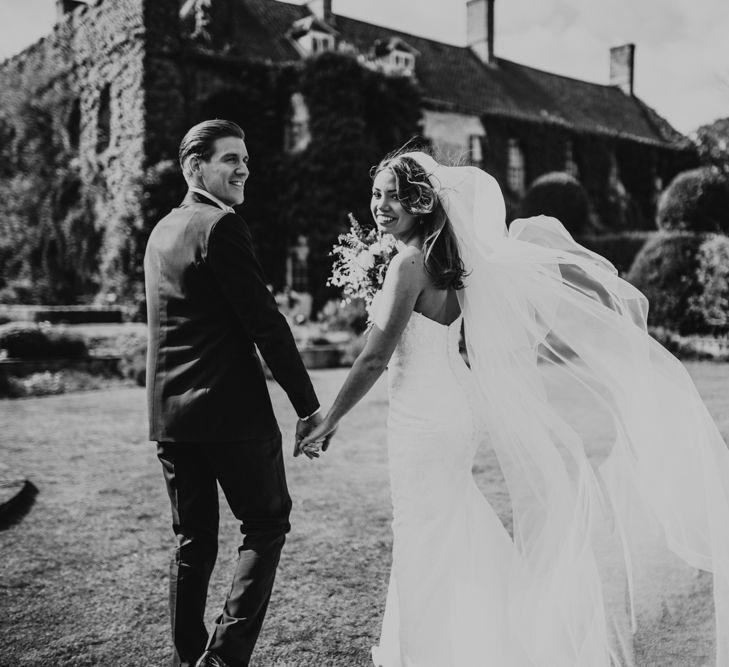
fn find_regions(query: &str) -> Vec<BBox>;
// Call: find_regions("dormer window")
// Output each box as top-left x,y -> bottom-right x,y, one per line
311,32 -> 334,54
289,16 -> 338,57
368,37 -> 419,76
390,50 -> 415,72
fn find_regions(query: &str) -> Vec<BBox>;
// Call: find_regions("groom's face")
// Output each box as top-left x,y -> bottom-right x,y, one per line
196,136 -> 249,206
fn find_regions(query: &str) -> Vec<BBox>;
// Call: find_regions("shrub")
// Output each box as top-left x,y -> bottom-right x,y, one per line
626,232 -> 729,335
520,172 -> 591,236
0,369 -> 116,399
0,323 -> 88,359
691,235 -> 729,331
656,167 -> 729,233
650,327 -> 729,362
577,232 -> 656,275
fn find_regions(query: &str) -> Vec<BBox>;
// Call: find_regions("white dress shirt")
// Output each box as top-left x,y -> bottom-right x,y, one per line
188,186 -> 236,214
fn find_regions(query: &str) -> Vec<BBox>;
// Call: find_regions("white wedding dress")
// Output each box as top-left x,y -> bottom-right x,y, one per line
371,310 -> 531,667
369,152 -> 729,667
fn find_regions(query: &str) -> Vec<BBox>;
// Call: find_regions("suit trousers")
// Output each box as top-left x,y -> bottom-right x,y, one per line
157,433 -> 292,667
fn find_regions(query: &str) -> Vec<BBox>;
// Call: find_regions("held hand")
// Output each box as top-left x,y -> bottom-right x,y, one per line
298,417 -> 338,457
294,412 -> 325,460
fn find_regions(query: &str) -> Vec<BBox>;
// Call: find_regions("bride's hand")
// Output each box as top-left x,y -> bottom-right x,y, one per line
297,417 -> 338,457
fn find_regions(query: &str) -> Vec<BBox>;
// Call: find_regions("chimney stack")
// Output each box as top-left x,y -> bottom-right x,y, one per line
467,0 -> 495,65
610,44 -> 635,95
308,0 -> 333,25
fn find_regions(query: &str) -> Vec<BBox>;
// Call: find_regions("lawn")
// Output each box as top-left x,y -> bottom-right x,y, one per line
0,362 -> 728,667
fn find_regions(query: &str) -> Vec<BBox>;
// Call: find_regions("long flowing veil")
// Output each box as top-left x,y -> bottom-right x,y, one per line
405,152 -> 729,666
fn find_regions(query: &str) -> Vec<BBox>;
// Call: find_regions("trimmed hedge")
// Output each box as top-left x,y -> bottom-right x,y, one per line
657,167 -> 729,233
626,232 -> 729,335
0,322 -> 88,359
520,172 -> 591,236
577,231 -> 656,276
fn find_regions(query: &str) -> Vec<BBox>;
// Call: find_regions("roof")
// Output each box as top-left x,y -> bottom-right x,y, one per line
230,0 -> 690,150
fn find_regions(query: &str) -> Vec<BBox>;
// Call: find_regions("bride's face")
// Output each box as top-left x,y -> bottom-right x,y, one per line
370,170 -> 420,242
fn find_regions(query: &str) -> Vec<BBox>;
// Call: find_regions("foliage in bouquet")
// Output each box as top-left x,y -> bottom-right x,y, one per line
328,213 -> 398,308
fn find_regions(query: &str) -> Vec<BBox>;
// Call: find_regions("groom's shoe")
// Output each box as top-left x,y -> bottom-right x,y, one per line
195,651 -> 232,667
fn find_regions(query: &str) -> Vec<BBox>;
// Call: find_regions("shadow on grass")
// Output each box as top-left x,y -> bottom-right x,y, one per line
0,480 -> 38,530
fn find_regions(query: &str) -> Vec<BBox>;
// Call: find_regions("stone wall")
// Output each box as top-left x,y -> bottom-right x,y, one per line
0,0 -> 146,299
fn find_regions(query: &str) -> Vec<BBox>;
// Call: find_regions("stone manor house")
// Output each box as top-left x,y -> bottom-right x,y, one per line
0,0 -> 696,298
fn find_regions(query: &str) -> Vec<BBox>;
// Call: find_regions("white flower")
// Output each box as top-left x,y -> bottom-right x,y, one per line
355,250 -> 375,270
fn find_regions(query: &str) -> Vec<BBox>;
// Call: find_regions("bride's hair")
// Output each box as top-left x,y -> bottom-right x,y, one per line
372,148 -> 467,291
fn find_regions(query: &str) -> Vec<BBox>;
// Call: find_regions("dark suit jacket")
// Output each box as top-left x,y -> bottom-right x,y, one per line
144,191 -> 319,442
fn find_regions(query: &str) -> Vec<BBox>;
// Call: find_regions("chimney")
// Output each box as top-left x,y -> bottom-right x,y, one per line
308,0 -> 333,25
610,44 -> 635,95
467,0 -> 495,65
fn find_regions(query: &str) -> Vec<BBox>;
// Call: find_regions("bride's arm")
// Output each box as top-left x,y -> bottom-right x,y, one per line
296,250 -> 424,454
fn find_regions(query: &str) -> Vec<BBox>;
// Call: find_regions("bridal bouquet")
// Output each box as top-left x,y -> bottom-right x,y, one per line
328,213 -> 398,309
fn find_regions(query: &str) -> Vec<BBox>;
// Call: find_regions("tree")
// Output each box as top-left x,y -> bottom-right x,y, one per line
519,172 -> 592,236
656,166 -> 729,234
693,116 -> 729,174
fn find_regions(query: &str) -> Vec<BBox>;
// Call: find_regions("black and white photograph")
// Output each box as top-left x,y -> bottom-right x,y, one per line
1,0 -> 728,665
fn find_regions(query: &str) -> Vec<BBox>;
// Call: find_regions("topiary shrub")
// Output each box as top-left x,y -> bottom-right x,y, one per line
520,172 -> 591,236
656,167 -> 729,233
626,232 -> 729,335
0,323 -> 88,359
577,231 -> 656,276
691,234 -> 729,331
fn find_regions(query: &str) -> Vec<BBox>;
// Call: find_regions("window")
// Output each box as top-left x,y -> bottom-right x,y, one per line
469,135 -> 483,167
67,98 -> 81,152
283,93 -> 311,154
507,139 -> 525,195
96,84 -> 111,153
391,51 -> 415,71
564,139 -> 578,178
608,151 -> 620,189
310,33 -> 333,54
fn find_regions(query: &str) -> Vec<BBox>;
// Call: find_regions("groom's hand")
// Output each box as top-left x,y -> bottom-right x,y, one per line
298,416 -> 337,458
294,412 -> 323,460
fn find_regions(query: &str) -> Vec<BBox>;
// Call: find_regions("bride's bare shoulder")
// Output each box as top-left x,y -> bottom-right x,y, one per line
390,245 -> 424,268
387,246 -> 427,284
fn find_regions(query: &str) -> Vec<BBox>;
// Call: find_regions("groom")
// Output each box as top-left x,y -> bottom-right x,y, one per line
144,119 -> 327,667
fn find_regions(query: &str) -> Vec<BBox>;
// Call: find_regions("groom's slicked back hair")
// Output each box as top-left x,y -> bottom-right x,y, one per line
179,119 -> 246,177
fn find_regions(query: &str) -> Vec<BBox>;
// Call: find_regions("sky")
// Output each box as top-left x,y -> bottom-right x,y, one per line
1,0 -> 727,135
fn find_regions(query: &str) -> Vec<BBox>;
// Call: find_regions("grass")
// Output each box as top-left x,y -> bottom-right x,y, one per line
0,362 -> 728,666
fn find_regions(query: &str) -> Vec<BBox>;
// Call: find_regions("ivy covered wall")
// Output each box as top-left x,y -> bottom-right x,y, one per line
481,115 -> 696,230
0,0 -> 146,304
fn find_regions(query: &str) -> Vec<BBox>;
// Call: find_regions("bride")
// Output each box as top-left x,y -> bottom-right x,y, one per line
298,149 -> 729,666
